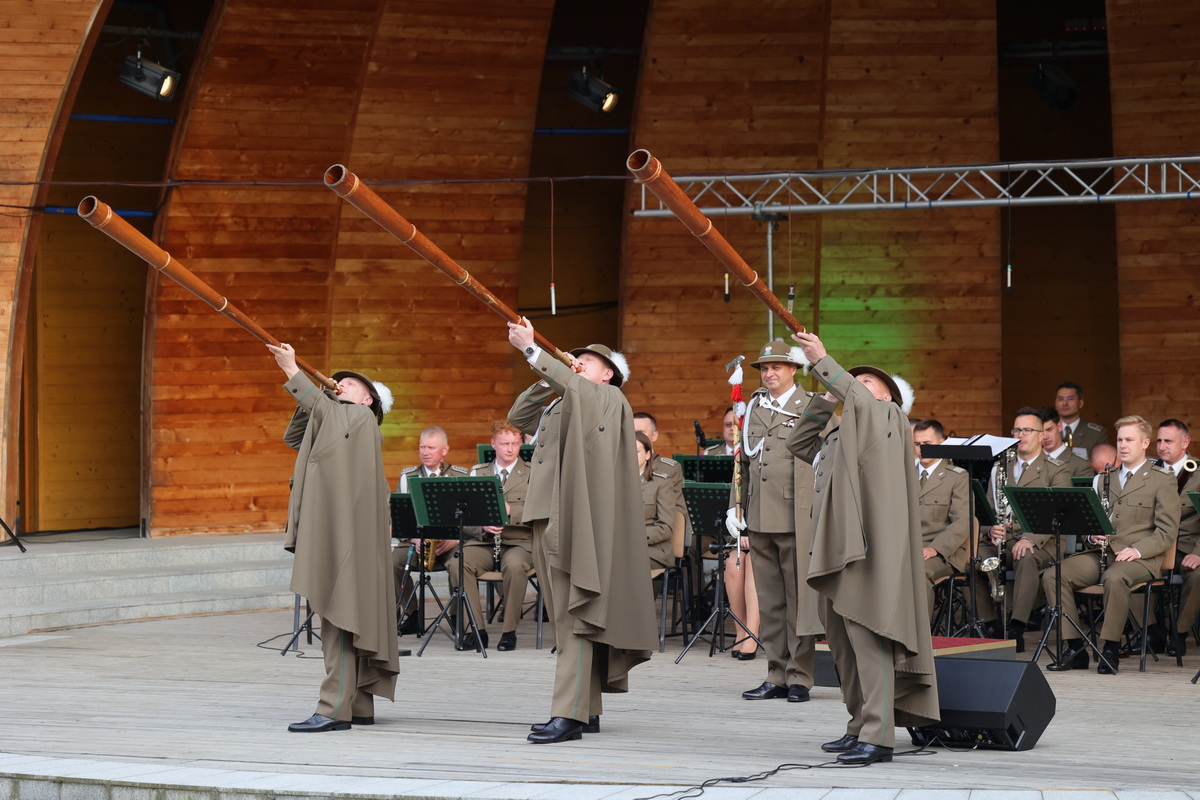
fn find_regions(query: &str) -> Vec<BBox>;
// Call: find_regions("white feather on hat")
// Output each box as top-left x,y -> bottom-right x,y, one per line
892,373 -> 915,416
374,381 -> 394,416
607,350 -> 631,383
790,346 -> 811,375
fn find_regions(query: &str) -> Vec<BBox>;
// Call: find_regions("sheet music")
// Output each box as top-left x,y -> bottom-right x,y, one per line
941,434 -> 1019,456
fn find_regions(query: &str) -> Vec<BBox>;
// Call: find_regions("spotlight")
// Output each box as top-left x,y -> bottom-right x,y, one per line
1031,63 -> 1078,111
119,47 -> 180,101
567,66 -> 618,113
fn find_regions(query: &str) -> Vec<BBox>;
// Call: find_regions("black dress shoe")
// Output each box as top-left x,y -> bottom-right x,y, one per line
837,742 -> 893,765
821,734 -> 859,753
398,615 -> 421,636
527,716 -> 584,743
1009,620 -> 1027,654
351,716 -> 374,725
787,685 -> 811,703
1168,632 -> 1188,658
1046,645 -> 1089,671
497,631 -> 517,651
288,713 -> 350,733
732,650 -> 757,661
531,715 -> 599,733
1097,647 -> 1120,675
742,681 -> 788,700
456,629 -> 489,651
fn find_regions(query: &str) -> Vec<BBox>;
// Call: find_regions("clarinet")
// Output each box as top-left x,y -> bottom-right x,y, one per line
994,450 -> 1014,628
1098,465 -> 1113,581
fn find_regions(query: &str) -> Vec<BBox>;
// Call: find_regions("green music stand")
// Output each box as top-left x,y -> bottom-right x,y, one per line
476,443 -> 534,465
673,454 -> 734,484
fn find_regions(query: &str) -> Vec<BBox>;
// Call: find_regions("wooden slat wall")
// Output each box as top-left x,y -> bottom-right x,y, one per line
1106,0 -> 1200,430
0,0 -> 102,530
622,0 -> 1001,454
150,0 -> 553,534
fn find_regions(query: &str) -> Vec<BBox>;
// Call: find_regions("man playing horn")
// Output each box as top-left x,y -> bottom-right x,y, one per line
506,319 -> 657,743
269,343 -> 399,733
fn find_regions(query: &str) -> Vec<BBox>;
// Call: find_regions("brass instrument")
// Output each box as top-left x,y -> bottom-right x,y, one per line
1098,464 -> 1113,581
981,556 -> 1005,602
423,539 -> 438,572
1184,457 -> 1199,473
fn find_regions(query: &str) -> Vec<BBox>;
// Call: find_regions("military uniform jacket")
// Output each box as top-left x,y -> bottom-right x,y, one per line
463,460 -> 533,552
917,462 -> 971,572
508,348 -> 658,671
1047,445 -> 1094,480
703,443 -> 734,456
652,454 -> 687,526
733,386 -> 818,534
990,452 -> 1071,549
281,372 -> 399,699
397,461 -> 469,493
1091,463 -> 1179,560
642,470 -> 679,568
1064,419 -> 1107,454
1157,459 -> 1200,556
786,356 -> 940,728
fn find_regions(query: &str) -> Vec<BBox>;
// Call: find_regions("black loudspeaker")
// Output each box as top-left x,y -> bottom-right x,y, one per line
908,657 -> 1056,751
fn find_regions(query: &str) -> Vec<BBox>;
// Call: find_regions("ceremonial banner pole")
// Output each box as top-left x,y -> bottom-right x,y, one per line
323,164 -> 574,368
76,196 -> 339,392
626,149 -> 807,335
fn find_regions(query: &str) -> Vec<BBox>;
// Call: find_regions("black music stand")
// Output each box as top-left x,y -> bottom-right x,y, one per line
1008,485 -> 1117,673
674,454 -> 734,485
410,476 -> 508,658
0,515 -> 26,553
1187,491 -> 1200,685
922,437 -> 1017,637
1070,476 -> 1094,488
676,482 -> 762,663
390,492 -> 456,639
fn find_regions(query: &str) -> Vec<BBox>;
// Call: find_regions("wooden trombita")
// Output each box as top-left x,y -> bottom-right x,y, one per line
76,196 -> 339,393
323,164 -> 573,367
626,149 -> 807,335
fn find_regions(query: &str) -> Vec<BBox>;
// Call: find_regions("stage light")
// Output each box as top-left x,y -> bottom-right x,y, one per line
567,67 -> 618,114
119,47 -> 180,101
1031,63 -> 1079,111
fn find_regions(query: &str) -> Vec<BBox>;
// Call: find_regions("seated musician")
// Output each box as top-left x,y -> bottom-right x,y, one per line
637,431 -> 679,570
976,407 -> 1070,651
1042,415 -> 1179,674
704,407 -> 737,456
456,420 -> 534,652
912,419 -> 971,621
1153,419 -> 1199,655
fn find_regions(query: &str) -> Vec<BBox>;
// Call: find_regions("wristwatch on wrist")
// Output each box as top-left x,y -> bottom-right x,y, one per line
524,346 -> 536,357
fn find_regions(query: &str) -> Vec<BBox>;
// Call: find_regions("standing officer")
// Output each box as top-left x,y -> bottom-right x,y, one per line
1043,415 -> 1179,674
269,343 -> 399,732
726,341 -> 820,704
506,319 -> 657,743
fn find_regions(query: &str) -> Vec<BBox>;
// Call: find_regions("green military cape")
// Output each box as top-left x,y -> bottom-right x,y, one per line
282,373 -> 399,701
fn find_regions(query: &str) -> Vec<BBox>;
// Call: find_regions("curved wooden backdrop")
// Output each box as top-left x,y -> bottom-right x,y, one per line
619,0 -> 1001,455
5,0 -> 1200,536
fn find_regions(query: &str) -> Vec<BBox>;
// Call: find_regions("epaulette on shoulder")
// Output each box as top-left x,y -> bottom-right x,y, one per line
447,465 -> 470,475
471,462 -> 489,474
1045,456 -> 1065,466
947,465 -> 966,474
1086,422 -> 1105,432
657,455 -> 678,467
1153,464 -> 1173,476
652,470 -> 671,480
400,465 -> 420,475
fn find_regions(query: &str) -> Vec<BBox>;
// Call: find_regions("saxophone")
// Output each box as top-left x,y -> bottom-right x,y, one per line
1098,464 -> 1113,581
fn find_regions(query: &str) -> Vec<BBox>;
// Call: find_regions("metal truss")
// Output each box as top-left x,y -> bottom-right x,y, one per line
632,154 -> 1200,217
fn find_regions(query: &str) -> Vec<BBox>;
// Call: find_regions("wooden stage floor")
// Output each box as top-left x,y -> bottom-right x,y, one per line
1,606 -> 1199,799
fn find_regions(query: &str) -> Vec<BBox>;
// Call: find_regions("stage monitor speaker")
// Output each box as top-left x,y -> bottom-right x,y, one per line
908,657 -> 1055,751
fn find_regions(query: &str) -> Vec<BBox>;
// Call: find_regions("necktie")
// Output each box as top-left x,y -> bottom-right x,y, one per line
1122,470 -> 1131,488
1018,461 -> 1029,482
500,468 -> 509,485
920,469 -> 928,486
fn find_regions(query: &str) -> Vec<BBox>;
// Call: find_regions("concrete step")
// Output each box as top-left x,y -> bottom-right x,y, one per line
0,559 -> 292,607
0,585 -> 295,639
0,534 -> 286,578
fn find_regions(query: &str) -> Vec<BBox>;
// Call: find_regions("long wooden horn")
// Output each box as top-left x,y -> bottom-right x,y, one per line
627,149 -> 806,335
76,196 -> 339,392
323,164 -> 573,366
